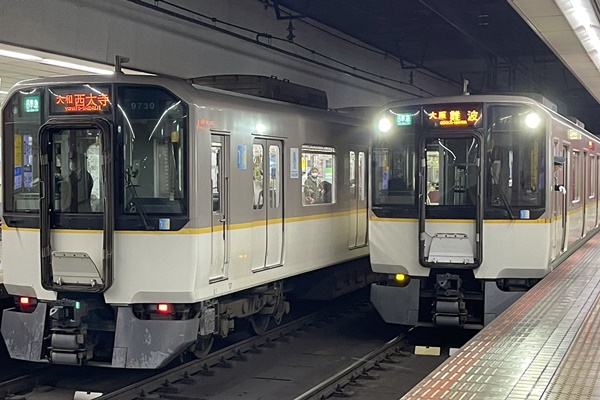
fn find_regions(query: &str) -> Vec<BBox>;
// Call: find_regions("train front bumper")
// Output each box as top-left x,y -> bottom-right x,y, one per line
1,304 -> 200,368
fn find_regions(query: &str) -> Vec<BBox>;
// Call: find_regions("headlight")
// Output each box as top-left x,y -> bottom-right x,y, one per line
525,113 -> 541,129
378,117 -> 392,133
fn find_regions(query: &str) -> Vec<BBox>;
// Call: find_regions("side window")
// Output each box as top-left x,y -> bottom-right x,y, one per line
268,145 -> 280,208
349,151 -> 356,199
302,145 -> 335,205
211,142 -> 221,212
589,154 -> 595,199
572,150 -> 580,203
253,144 -> 264,209
358,151 -> 366,202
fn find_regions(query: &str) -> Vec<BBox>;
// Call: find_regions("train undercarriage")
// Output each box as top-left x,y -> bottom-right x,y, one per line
371,269 -> 539,329
2,259 -> 374,368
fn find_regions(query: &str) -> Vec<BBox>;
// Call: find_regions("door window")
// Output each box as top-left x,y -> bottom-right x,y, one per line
51,129 -> 102,213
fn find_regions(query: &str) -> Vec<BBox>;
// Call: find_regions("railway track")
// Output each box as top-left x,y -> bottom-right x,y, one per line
0,292 -> 470,400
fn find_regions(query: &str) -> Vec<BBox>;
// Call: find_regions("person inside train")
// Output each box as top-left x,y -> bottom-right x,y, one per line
64,151 -> 94,212
303,167 -> 322,204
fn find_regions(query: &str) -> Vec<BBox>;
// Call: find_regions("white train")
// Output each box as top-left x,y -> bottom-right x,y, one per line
0,73 -> 370,368
370,94 -> 600,328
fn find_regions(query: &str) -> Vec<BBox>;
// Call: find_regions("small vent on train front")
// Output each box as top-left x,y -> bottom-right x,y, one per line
191,74 -> 328,110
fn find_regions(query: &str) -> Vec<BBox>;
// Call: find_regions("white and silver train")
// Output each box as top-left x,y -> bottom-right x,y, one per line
369,94 -> 600,328
0,73 -> 370,368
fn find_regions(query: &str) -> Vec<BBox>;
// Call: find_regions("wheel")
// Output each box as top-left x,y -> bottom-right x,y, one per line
249,314 -> 271,335
190,336 -> 214,359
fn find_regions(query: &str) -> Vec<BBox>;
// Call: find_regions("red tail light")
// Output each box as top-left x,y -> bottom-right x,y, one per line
15,296 -> 37,313
157,303 -> 170,314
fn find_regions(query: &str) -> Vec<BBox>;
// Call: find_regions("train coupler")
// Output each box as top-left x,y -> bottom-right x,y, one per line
49,332 -> 93,365
47,300 -> 93,365
433,273 -> 468,326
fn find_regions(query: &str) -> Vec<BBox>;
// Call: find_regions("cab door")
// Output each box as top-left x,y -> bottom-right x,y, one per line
418,132 -> 483,268
209,134 -> 229,281
348,148 -> 368,248
251,139 -> 283,270
39,119 -> 114,292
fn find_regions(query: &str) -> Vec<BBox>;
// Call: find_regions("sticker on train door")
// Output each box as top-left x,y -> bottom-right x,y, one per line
237,145 -> 247,169
290,147 -> 299,178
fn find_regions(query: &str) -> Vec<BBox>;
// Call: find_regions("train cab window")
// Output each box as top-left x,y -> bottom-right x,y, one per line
372,110 -> 417,209
487,105 -> 545,214
302,145 -> 335,205
3,89 -> 43,212
117,86 -> 187,215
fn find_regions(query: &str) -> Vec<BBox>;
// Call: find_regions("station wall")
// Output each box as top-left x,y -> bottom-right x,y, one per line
0,0 -> 460,109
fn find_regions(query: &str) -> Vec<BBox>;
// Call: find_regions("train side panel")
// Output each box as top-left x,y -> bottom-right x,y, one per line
0,74 -> 370,368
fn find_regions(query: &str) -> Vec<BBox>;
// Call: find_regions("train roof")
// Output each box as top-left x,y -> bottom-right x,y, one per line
6,73 -> 368,124
382,93 -> 552,109
381,93 -> 598,137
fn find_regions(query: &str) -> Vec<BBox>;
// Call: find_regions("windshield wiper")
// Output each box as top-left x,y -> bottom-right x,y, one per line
125,168 -> 152,230
489,160 -> 516,219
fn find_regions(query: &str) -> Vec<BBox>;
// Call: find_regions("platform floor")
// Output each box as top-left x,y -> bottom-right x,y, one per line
403,233 -> 600,399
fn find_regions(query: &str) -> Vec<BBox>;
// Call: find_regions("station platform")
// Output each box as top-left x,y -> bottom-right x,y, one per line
402,233 -> 600,399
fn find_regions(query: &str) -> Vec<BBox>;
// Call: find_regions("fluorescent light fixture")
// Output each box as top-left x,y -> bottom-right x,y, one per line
0,90 -> 8,94
0,49 -> 43,62
41,59 -> 113,75
555,0 -> 600,70
0,46 -> 117,76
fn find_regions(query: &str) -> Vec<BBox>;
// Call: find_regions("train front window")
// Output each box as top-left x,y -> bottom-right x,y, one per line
3,89 -> 43,212
372,116 -> 417,208
117,86 -> 187,215
487,105 -> 544,214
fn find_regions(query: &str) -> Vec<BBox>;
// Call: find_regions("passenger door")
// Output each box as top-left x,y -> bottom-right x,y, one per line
209,134 -> 229,281
552,142 -> 568,257
251,139 -> 283,270
348,148 -> 368,248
